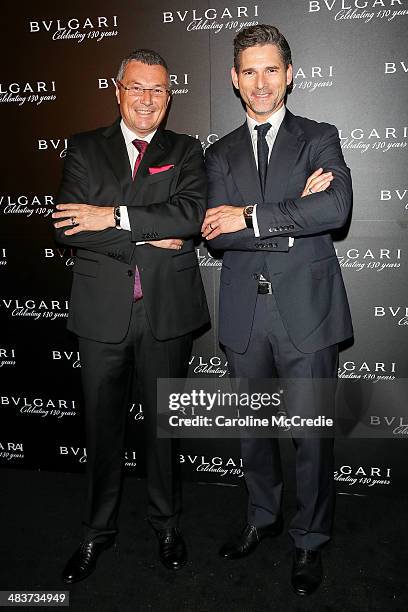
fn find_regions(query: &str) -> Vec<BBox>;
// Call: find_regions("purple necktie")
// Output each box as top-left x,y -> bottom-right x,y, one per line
132,139 -> 148,179
132,139 -> 148,300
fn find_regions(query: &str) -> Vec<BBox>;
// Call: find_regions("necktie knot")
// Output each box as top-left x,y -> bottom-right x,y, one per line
255,122 -> 271,138
132,139 -> 148,155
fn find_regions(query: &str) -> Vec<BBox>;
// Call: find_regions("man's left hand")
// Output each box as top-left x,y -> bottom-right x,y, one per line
201,205 -> 245,240
53,204 -> 115,235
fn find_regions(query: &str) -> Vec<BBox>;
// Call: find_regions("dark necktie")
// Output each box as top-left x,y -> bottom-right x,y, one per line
255,123 -> 271,197
132,139 -> 148,179
131,139 -> 149,300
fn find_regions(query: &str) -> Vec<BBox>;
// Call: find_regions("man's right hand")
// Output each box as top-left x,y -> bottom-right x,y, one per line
146,239 -> 183,250
301,168 -> 333,198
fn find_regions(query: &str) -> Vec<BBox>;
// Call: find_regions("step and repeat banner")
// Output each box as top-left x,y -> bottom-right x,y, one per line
1,1 -> 407,496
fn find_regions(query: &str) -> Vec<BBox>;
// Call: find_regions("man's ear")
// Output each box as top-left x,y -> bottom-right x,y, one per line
231,66 -> 239,90
286,64 -> 293,88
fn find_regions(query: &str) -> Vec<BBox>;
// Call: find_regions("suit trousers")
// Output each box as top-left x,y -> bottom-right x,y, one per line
77,298 -> 193,541
225,291 -> 338,550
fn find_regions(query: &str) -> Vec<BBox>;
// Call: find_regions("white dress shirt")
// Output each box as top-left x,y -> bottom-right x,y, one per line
246,106 -> 293,246
119,119 -> 156,232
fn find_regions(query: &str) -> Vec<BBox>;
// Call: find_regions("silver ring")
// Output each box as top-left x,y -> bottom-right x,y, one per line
308,188 -> 314,194
71,217 -> 76,226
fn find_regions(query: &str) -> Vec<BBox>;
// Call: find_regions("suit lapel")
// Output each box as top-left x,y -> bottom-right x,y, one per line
264,110 -> 306,203
226,123 -> 263,205
99,119 -> 133,202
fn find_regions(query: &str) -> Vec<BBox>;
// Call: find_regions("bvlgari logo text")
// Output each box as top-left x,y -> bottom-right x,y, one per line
0,81 -> 56,106
339,126 -> 408,153
162,5 -> 259,33
1,299 -> 69,321
374,305 -> 408,326
189,355 -> 228,377
0,347 -> 16,367
28,16 -> 119,43
178,453 -> 244,477
335,247 -> 402,271
308,0 -> 407,23
44,247 -> 75,267
334,464 -> 391,487
338,360 -> 397,381
0,194 -> 54,219
380,188 -> 408,209
37,139 -> 67,158
385,61 -> 408,74
60,446 -> 87,463
0,441 -> 24,462
370,416 -> 408,435
98,73 -> 190,95
195,247 -> 222,269
59,446 -> 137,466
1,395 -> 77,419
51,350 -> 81,368
292,65 -> 334,93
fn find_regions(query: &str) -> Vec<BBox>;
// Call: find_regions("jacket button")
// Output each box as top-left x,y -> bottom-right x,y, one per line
127,270 -> 133,277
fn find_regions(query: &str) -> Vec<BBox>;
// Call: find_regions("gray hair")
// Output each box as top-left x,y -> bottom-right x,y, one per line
116,49 -> 169,84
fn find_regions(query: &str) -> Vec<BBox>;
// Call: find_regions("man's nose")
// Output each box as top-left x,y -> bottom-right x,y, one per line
255,73 -> 265,90
140,89 -> 153,105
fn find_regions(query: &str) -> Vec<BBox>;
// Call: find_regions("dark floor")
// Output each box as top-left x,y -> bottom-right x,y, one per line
1,469 -> 407,612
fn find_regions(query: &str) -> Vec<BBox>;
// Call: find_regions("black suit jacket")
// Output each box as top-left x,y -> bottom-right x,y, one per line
56,119 -> 210,343
205,109 -> 353,354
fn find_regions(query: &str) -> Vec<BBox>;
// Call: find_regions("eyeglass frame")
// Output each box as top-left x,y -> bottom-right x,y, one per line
116,80 -> 170,98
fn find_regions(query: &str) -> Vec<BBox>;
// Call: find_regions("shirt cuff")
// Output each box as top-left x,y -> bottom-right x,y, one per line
252,204 -> 260,237
119,206 -> 131,231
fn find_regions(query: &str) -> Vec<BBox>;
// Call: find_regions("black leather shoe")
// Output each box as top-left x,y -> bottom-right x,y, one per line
62,537 -> 115,584
155,527 -> 187,571
219,517 -> 283,559
291,548 -> 322,596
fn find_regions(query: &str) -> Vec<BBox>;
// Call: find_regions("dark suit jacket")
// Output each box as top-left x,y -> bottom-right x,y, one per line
55,119 -> 210,343
205,109 -> 353,354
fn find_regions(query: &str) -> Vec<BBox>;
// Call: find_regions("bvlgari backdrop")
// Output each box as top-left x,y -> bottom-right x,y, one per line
1,0 -> 407,497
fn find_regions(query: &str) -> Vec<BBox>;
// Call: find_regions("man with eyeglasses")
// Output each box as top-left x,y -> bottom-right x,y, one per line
53,49 -> 209,583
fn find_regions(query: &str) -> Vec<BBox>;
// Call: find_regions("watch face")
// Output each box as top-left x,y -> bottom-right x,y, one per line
244,206 -> 254,218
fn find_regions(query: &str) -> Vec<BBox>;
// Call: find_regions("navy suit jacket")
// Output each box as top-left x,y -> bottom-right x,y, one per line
205,109 -> 353,354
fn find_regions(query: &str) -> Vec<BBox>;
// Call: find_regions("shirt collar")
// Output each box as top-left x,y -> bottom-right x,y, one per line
120,119 -> 157,146
246,105 -> 286,136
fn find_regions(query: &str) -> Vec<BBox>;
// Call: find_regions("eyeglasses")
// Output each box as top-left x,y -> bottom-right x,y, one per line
116,81 -> 170,98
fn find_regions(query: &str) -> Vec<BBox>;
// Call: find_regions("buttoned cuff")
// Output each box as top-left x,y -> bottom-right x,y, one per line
254,205 -> 294,247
